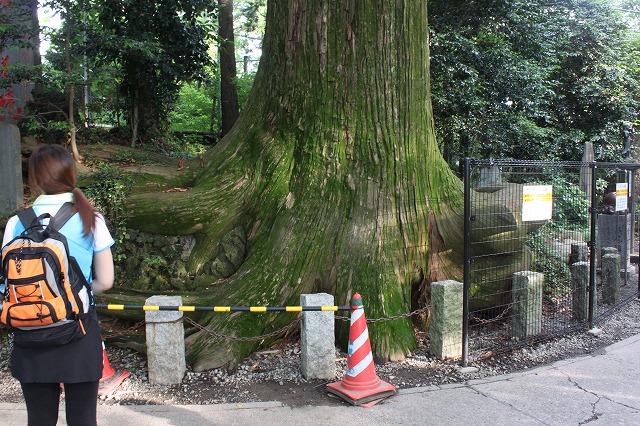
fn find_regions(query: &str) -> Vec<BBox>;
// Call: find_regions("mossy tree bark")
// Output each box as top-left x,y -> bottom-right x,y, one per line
127,0 -> 464,371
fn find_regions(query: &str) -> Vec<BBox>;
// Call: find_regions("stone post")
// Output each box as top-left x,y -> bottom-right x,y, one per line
511,271 -> 543,338
430,280 -> 463,359
569,243 -> 588,265
571,261 -> 590,321
300,293 -> 336,379
145,295 -> 186,385
602,253 -> 621,305
478,165 -> 502,188
0,123 -> 23,214
580,142 -> 594,197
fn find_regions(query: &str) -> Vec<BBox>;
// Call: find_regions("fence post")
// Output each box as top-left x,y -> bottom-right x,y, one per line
588,162 -> 597,328
431,280 -> 464,359
300,293 -> 336,379
462,157 -> 472,367
145,295 -> 186,385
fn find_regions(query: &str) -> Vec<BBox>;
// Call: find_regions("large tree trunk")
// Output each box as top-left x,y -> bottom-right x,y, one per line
127,0 -> 464,371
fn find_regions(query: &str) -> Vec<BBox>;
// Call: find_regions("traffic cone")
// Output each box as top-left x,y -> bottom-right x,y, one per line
98,339 -> 130,397
327,293 -> 396,407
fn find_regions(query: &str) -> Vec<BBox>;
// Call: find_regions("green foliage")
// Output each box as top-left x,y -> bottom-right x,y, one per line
143,255 -> 166,268
526,222 -> 573,298
81,163 -> 134,266
169,71 -> 256,137
170,82 -> 218,133
550,176 -> 590,229
109,149 -> 153,165
236,73 -> 256,109
44,0 -> 216,143
429,0 -> 640,169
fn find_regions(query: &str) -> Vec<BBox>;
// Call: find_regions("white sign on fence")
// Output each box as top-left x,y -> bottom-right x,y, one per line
522,185 -> 553,222
615,183 -> 628,212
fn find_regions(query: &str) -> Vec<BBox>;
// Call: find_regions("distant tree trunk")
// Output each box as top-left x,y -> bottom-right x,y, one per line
131,87 -> 139,148
218,0 -> 240,137
63,1 -> 80,162
126,0 -> 463,371
29,0 -> 41,67
82,4 -> 90,127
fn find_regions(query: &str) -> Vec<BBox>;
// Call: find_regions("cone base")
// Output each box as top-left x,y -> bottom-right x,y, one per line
98,369 -> 130,397
326,379 -> 396,406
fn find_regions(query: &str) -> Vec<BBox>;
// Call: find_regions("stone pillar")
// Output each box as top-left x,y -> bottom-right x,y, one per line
598,214 -> 635,275
571,261 -> 590,321
430,280 -> 463,359
511,271 -> 543,338
570,243 -> 588,265
145,295 -> 186,385
602,253 -> 621,305
300,293 -> 336,379
478,165 -> 502,188
0,123 -> 23,214
580,142 -> 594,196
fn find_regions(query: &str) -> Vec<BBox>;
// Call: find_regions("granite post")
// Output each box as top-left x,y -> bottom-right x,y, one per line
0,123 -> 23,214
430,280 -> 463,359
511,271 -> 544,338
580,142 -> 594,196
602,253 -> 621,305
300,293 -> 336,379
598,214 -> 635,275
570,243 -> 588,265
145,295 -> 186,385
571,261 -> 590,321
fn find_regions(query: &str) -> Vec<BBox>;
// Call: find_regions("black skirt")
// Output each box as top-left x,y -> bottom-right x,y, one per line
10,310 -> 103,383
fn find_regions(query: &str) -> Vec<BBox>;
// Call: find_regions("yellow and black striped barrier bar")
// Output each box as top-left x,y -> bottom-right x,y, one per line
95,304 -> 351,312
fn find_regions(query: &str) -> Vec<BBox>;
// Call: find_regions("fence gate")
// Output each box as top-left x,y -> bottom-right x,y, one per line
462,159 -> 640,365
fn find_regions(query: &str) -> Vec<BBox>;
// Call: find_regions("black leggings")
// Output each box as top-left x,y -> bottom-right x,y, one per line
21,381 -> 99,426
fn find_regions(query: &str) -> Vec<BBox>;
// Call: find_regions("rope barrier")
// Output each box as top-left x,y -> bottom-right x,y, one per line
95,304 -> 351,312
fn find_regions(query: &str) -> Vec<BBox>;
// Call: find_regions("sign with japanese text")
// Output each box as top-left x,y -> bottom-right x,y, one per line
615,183 -> 628,212
522,185 -> 553,222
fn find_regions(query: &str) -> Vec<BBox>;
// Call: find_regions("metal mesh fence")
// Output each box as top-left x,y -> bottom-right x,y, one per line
463,159 -> 640,363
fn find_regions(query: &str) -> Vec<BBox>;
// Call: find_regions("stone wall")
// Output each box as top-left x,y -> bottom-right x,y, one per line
116,226 -> 246,292
118,229 -> 196,291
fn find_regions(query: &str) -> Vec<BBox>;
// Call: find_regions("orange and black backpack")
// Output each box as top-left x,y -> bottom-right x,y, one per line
1,202 -> 94,348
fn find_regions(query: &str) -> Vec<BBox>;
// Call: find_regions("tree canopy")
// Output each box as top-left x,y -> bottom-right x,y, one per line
429,0 -> 640,169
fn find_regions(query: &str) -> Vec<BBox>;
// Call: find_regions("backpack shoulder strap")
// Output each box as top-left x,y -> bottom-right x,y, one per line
48,202 -> 77,232
16,207 -> 39,230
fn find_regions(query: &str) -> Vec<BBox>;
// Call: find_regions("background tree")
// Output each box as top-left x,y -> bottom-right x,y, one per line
218,0 -> 240,137
429,0 -> 640,171
90,0 -> 214,146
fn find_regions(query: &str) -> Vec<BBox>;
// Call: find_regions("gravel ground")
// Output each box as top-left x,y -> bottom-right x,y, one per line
0,298 -> 638,408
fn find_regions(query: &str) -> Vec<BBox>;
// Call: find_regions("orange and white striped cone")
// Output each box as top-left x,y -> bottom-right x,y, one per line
98,338 -> 131,397
327,293 -> 396,407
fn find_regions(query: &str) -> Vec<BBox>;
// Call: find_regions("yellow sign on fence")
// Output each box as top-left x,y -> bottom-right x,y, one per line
522,185 -> 553,222
615,183 -> 628,212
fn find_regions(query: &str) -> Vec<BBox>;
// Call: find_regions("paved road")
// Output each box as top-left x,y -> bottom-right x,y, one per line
1,333 -> 639,425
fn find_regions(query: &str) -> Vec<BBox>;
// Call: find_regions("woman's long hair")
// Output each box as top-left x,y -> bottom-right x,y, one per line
29,144 -> 96,236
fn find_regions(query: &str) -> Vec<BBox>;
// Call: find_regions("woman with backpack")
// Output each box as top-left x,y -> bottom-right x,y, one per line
1,144 -> 114,426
